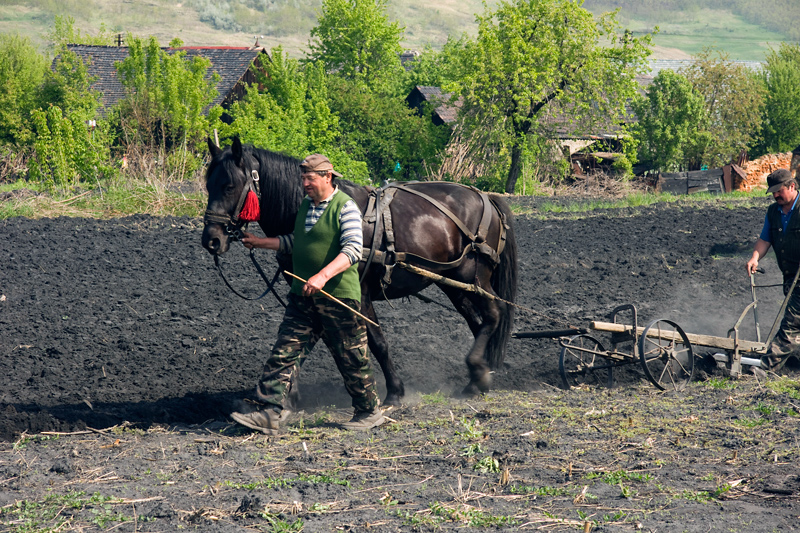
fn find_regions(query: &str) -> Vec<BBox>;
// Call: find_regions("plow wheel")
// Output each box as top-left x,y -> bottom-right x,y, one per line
639,319 -> 694,391
559,334 -> 613,389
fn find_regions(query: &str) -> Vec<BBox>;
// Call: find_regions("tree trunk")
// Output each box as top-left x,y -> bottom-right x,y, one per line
505,142 -> 523,194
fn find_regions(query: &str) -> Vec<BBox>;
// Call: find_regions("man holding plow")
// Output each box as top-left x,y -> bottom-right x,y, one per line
747,168 -> 800,371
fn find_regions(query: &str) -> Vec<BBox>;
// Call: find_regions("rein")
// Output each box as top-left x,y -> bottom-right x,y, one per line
213,249 -> 287,305
205,168 -> 287,306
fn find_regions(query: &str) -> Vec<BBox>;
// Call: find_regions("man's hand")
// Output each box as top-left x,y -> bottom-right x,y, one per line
747,238 -> 771,275
746,255 -> 759,275
240,231 -> 260,250
303,272 -> 329,297
241,232 -> 279,251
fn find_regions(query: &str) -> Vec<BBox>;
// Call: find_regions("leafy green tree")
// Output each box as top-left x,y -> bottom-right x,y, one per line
48,15 -> 113,47
754,43 -> 800,156
327,76 -> 451,182
400,35 -> 471,96
115,36 -> 222,151
221,48 -> 370,183
308,0 -> 404,93
29,105 -> 112,189
632,70 -> 708,171
39,45 -> 102,123
0,33 -> 47,145
457,0 -> 652,193
679,48 -> 765,168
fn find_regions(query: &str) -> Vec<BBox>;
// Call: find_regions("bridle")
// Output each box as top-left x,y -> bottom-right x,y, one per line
203,168 -> 260,241
203,167 -> 287,306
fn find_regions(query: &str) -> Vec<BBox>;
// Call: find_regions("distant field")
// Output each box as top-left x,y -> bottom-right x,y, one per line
0,0 -> 789,60
624,8 -> 786,61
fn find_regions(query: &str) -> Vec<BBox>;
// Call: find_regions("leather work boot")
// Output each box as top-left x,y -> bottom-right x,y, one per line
340,407 -> 386,431
231,409 -> 282,435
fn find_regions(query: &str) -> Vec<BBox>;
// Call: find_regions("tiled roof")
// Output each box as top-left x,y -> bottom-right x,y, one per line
65,45 -> 270,112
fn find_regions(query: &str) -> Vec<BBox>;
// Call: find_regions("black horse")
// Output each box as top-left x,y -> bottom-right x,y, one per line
201,138 -> 518,406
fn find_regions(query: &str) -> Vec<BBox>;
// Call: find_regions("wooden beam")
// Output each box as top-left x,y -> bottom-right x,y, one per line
590,321 -> 766,353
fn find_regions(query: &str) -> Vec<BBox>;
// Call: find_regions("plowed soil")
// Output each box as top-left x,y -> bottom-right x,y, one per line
2,197 -> 800,532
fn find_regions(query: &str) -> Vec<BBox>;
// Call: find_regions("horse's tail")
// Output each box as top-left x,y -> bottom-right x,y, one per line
486,194 -> 518,370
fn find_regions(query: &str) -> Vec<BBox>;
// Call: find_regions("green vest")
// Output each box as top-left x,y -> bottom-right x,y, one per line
291,190 -> 361,301
767,201 -> 800,278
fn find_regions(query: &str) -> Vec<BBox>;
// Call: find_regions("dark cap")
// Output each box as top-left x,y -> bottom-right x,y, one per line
766,168 -> 794,193
300,154 -> 342,178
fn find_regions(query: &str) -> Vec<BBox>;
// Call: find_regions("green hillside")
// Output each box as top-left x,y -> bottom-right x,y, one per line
0,0 -> 793,60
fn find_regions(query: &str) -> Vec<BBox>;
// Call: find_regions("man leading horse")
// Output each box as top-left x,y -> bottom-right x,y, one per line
231,154 -> 385,435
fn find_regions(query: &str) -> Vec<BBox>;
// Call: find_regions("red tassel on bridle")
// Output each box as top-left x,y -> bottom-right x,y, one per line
238,190 -> 261,222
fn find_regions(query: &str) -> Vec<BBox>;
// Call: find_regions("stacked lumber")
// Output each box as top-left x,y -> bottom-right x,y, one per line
737,152 -> 792,191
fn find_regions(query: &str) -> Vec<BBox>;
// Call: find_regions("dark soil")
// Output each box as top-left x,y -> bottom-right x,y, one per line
3,197 -> 800,532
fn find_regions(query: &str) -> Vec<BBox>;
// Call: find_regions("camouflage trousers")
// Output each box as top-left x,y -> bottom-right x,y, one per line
769,276 -> 800,356
256,292 -> 379,413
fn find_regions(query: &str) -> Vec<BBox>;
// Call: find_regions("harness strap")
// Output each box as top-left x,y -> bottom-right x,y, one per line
380,187 -> 398,286
398,185 -> 479,242
360,187 -> 382,283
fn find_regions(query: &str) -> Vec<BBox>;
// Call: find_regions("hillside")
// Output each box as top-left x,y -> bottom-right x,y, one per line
0,0 -> 791,60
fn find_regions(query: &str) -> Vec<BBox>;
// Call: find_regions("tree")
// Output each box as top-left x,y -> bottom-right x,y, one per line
0,33 -> 47,145
115,36 -> 222,151
308,0 -> 404,93
754,43 -> 800,156
327,76 -> 451,182
48,15 -> 113,47
221,48 -> 370,183
632,70 -> 708,172
399,35 -> 471,96
680,48 -> 765,168
458,0 -> 652,193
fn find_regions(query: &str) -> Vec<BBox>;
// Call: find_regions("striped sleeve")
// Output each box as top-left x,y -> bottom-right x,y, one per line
278,234 -> 294,254
339,199 -> 363,265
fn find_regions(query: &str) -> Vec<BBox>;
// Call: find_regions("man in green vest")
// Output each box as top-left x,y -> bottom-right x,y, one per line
747,168 -> 800,371
231,154 -> 385,435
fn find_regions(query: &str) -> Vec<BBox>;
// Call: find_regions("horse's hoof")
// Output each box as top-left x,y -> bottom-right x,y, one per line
461,382 -> 483,398
383,394 -> 403,407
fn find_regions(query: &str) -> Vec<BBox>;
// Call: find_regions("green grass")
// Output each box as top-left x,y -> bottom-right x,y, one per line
1,491 -> 127,532
620,8 -> 786,61
514,188 -> 768,218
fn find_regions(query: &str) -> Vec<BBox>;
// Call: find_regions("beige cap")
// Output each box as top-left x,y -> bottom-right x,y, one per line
300,154 -> 342,177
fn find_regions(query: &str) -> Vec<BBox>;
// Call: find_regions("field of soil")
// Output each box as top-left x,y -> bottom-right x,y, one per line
3,196 -> 800,532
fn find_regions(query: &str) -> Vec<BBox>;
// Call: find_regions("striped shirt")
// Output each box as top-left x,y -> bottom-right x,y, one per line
278,187 -> 363,265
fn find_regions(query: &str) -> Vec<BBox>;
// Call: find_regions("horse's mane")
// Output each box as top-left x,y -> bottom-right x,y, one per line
243,146 -> 304,237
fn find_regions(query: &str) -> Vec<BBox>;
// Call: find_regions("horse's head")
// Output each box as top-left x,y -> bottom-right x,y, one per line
202,137 -> 260,255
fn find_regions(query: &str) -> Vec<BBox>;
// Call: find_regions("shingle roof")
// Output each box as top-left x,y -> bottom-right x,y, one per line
407,86 -> 461,126
65,45 -> 270,112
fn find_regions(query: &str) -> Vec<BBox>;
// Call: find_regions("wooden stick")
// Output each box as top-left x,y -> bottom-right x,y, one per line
284,271 -> 379,327
591,321 -> 767,353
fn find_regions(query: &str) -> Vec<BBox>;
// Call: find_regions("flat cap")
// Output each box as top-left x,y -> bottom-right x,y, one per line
766,168 -> 794,193
300,154 -> 342,177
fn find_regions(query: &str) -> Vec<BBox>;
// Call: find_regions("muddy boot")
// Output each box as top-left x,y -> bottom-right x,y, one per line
761,340 -> 795,372
231,408 -> 282,435
340,407 -> 386,431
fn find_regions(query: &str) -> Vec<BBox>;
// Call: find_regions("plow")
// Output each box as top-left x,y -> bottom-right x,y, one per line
514,267 -> 799,391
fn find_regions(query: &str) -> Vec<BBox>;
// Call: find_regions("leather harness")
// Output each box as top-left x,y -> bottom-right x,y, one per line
359,181 -> 509,287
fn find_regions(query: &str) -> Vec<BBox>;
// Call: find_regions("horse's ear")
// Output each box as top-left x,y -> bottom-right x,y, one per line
232,137 -> 243,165
208,137 -> 223,159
